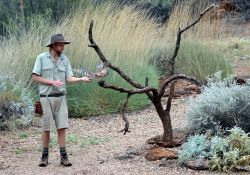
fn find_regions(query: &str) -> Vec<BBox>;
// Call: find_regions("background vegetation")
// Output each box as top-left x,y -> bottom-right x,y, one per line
0,0 -> 239,120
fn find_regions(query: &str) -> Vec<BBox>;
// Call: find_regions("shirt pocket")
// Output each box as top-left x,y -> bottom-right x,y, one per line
57,65 -> 66,81
42,65 -> 54,80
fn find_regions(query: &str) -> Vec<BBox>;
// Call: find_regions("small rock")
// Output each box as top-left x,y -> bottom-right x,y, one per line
184,84 -> 201,94
234,165 -> 250,172
159,158 -> 177,167
115,147 -> 140,160
145,147 -> 177,161
186,159 -> 209,170
96,156 -> 106,164
126,148 -> 141,156
115,154 -> 135,160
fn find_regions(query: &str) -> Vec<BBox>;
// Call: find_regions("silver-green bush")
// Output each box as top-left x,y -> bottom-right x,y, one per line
187,72 -> 250,135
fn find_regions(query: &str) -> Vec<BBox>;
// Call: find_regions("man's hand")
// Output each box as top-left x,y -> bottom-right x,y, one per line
51,80 -> 64,87
81,77 -> 92,82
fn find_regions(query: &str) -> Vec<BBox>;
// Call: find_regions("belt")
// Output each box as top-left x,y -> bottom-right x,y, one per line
40,93 -> 65,97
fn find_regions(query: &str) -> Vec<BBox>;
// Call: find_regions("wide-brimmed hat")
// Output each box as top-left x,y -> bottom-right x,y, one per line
46,34 -> 70,47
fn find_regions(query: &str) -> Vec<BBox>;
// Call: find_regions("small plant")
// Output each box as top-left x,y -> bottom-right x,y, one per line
19,132 -> 28,139
209,136 -> 228,156
67,134 -> 78,144
49,136 -> 58,148
208,127 -> 250,172
227,127 -> 250,155
179,127 -> 250,172
15,147 -> 28,154
178,134 -> 210,165
79,136 -> 105,149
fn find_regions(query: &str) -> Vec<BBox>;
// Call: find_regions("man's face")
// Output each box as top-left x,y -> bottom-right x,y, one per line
53,43 -> 65,55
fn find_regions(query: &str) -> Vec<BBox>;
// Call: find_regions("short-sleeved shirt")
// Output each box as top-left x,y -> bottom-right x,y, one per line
32,51 -> 73,95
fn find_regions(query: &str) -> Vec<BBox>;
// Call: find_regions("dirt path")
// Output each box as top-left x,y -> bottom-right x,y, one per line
1,98 -> 243,175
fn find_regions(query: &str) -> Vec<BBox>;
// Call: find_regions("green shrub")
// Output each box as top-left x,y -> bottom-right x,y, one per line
209,127 -> 250,172
0,74 -> 34,130
187,72 -> 250,135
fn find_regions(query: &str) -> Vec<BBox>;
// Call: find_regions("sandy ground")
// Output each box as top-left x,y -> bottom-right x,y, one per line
1,97 -> 246,175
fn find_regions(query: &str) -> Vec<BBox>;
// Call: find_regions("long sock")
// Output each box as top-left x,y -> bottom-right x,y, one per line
42,147 -> 48,158
60,147 -> 67,158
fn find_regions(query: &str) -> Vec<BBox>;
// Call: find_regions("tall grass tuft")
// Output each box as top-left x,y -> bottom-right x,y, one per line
154,40 -> 233,81
174,40 -> 232,80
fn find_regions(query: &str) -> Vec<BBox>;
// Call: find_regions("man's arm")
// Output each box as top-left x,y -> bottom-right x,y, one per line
32,74 -> 64,87
66,76 -> 91,83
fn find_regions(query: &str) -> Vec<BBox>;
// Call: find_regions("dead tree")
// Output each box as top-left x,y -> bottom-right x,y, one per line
88,4 -> 216,147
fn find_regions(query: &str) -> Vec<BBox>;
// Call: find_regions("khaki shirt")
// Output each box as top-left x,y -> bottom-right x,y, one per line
32,51 -> 73,95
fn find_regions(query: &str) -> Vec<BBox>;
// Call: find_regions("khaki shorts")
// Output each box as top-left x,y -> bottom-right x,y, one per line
40,96 -> 69,131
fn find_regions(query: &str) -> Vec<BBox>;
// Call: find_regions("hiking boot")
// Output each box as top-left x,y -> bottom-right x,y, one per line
38,155 -> 48,167
60,155 -> 72,166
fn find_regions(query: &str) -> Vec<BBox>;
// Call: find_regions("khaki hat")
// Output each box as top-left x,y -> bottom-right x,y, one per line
46,34 -> 70,47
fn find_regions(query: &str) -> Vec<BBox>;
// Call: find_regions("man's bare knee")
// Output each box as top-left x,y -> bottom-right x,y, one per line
57,128 -> 66,132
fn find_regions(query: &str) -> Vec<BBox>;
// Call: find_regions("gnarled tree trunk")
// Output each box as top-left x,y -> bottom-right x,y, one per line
153,99 -> 173,142
88,4 -> 216,147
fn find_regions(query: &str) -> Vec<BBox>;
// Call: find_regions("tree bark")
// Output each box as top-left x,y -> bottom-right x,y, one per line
153,99 -> 173,142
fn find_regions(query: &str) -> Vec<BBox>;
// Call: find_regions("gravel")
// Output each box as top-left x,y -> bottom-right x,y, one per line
0,98 -> 246,175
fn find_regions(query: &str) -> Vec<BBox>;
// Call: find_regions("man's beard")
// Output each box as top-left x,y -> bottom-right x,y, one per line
55,50 -> 62,56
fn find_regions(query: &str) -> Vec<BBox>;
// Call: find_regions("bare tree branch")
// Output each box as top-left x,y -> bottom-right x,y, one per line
119,94 -> 131,135
167,4 -> 217,76
163,4 -> 216,113
158,74 -> 200,97
145,77 -> 149,86
99,80 -> 158,95
180,4 -> 217,34
88,20 -> 144,89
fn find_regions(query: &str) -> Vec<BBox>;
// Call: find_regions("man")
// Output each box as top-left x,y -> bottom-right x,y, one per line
32,34 -> 105,167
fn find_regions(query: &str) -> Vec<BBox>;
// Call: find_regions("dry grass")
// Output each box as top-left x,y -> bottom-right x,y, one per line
165,0 -> 227,41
